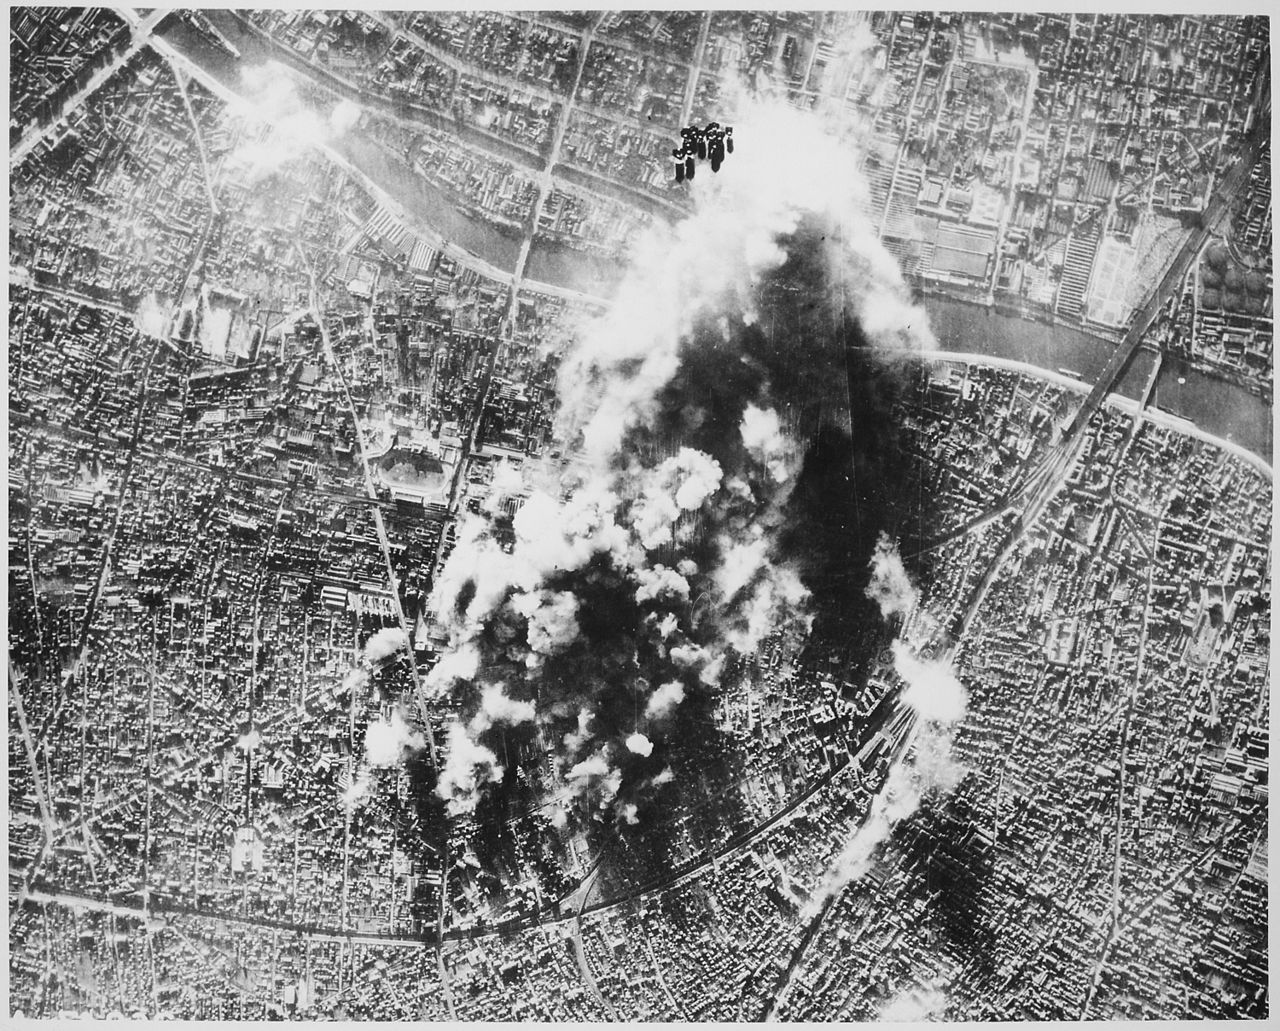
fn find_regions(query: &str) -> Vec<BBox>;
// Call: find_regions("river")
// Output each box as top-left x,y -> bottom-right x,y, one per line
922,296 -> 1270,461
162,16 -> 1272,465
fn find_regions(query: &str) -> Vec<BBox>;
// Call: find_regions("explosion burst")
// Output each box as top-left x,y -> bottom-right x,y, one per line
424,99 -> 936,832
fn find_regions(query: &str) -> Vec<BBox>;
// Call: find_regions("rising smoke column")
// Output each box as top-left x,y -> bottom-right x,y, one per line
804,536 -> 970,914
427,97 -> 935,825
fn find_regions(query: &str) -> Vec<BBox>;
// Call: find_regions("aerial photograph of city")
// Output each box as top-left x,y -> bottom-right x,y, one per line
6,4 -> 1272,1022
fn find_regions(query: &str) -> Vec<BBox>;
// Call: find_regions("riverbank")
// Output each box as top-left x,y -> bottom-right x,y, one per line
159,16 -> 1272,464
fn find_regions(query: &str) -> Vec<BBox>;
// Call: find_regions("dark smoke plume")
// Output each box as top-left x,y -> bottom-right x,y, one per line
423,101 -> 937,833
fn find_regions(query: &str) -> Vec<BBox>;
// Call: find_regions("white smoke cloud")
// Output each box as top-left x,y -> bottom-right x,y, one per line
556,97 -> 932,470
635,565 -> 691,605
713,534 -> 769,602
670,643 -> 711,669
668,643 -> 725,686
740,402 -> 782,453
134,292 -> 170,339
645,680 -> 686,719
880,988 -> 949,1022
226,63 -> 362,179
340,767 -> 372,810
631,448 -> 724,550
650,767 -> 675,787
513,484 -> 633,579
426,92 -> 936,816
727,561 -> 809,654
804,721 -> 966,918
625,732 -> 654,757
429,519 -> 532,639
471,683 -> 537,733
363,627 -> 409,664
599,766 -> 623,804
563,709 -> 595,756
866,533 -> 918,620
483,459 -> 526,515
740,403 -> 796,483
435,722 -> 504,815
513,590 -> 580,656
912,721 -> 966,797
700,653 -> 726,687
892,642 -> 967,725
803,758 -> 916,916
424,642 -> 480,697
565,751 -> 612,799
364,710 -> 425,768
330,98 -> 360,134
619,802 -> 640,825
430,485 -> 634,647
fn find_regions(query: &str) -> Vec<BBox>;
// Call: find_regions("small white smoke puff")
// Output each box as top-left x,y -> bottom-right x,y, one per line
625,732 -> 654,757
740,404 -> 795,483
645,680 -> 686,719
866,533 -> 918,619
363,627 -> 409,664
650,767 -> 675,787
880,988 -> 949,1022
892,642 -> 967,725
566,752 -> 610,788
341,768 -> 372,810
563,709 -> 595,756
365,710 -> 425,768
565,752 -> 622,805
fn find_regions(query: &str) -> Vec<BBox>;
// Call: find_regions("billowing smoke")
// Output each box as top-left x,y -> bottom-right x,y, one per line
341,704 -> 428,812
514,590 -> 581,658
227,62 -> 361,178
879,987 -> 949,1022
364,709 -> 426,768
363,627 -> 409,664
804,533 -> 970,911
893,642 -> 968,725
645,680 -> 685,719
740,403 -> 798,483
625,732 -> 654,758
340,768 -> 371,810
804,720 -> 964,916
472,683 -> 537,732
866,533 -> 918,620
425,95 -> 934,826
436,722 -> 504,816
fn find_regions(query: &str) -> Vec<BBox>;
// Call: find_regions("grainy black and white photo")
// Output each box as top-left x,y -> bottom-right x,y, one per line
7,5 -> 1271,1021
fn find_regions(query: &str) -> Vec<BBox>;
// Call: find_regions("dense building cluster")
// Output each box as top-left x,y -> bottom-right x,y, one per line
8,7 -> 1270,1021
219,9 -> 1273,396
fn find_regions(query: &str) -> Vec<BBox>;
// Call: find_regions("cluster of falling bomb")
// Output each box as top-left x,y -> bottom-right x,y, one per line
672,122 -> 733,182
